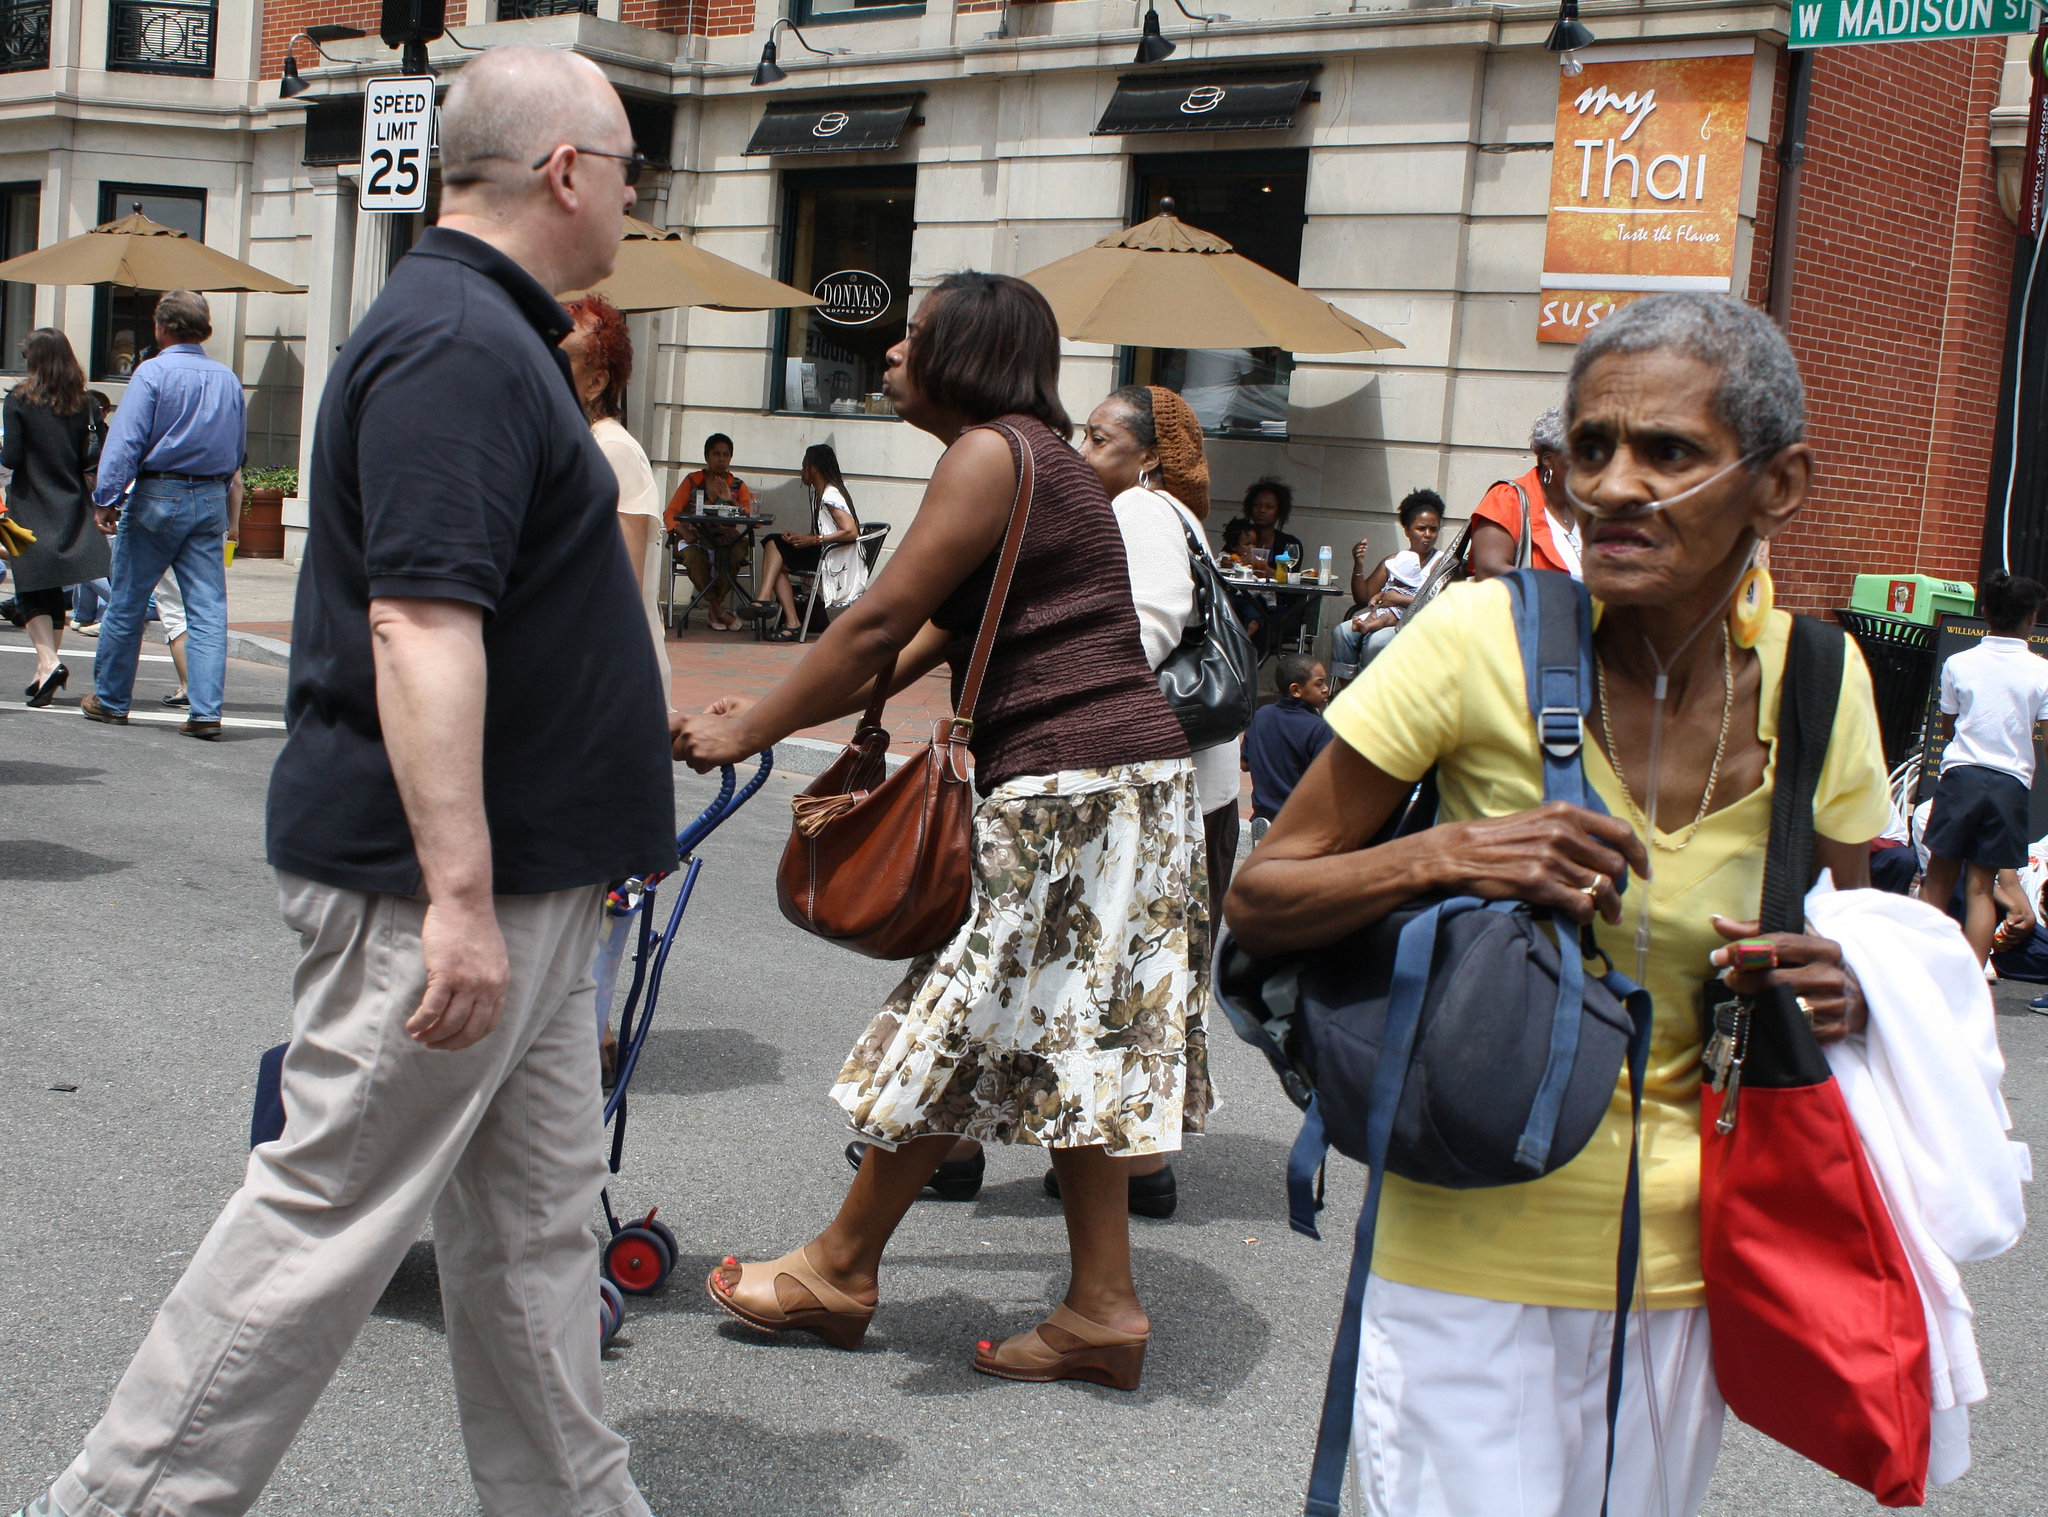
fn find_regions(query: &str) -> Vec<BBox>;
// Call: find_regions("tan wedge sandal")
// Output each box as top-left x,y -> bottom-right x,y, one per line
705,1245 -> 875,1350
971,1303 -> 1148,1390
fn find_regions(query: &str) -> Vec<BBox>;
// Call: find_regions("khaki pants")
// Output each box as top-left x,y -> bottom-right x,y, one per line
52,874 -> 648,1517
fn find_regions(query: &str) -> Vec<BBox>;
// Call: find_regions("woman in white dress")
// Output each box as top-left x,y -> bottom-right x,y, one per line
753,443 -> 864,642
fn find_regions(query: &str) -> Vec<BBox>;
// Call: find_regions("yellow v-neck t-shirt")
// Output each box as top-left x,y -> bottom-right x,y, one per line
1322,580 -> 1892,1309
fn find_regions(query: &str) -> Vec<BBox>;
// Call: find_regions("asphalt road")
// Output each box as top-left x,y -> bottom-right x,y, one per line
1,627 -> 2042,1516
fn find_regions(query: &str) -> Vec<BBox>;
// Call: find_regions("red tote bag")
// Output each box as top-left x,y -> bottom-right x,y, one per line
1696,616 -> 1931,1507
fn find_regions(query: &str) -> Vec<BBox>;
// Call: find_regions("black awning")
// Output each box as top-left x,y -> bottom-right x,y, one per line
745,95 -> 922,156
1093,67 -> 1319,136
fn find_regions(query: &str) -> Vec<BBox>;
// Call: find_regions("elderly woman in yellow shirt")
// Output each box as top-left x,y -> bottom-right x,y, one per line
1228,293 -> 1892,1517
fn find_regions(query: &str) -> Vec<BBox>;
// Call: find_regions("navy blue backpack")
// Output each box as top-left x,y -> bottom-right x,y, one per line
1215,570 -> 1655,1516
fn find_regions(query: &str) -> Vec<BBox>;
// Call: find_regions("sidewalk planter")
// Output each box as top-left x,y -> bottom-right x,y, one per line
240,488 -> 287,559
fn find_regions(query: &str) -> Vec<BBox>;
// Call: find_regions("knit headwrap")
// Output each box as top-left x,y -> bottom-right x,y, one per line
1146,385 -> 1210,518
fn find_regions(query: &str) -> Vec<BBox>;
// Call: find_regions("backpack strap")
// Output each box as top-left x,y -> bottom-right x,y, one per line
1761,616 -> 1844,934
1507,568 -> 1605,812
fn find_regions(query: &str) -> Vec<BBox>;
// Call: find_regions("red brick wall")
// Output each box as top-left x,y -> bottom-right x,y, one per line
1770,38 -> 2016,613
260,1 -> 385,84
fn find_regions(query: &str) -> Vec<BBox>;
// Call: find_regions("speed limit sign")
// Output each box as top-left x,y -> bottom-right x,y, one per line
360,77 -> 434,213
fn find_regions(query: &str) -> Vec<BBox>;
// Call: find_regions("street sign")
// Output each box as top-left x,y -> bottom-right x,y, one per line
1790,0 -> 2038,48
359,77 -> 434,214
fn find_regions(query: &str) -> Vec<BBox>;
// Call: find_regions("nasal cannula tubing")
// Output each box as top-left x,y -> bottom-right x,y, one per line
1575,501 -> 1762,1515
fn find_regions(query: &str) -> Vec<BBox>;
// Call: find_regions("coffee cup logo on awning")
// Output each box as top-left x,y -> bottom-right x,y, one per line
1538,43 -> 1754,345
814,270 -> 892,325
813,112 -> 851,138
1180,86 -> 1227,114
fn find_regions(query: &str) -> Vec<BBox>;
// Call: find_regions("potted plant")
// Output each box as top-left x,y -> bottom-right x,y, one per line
240,465 -> 296,559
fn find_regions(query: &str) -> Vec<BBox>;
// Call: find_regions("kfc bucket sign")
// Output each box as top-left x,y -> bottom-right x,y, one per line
1538,41 -> 1756,344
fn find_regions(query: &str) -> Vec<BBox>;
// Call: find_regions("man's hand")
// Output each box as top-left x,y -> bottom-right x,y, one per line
406,897 -> 510,1049
95,506 -> 118,535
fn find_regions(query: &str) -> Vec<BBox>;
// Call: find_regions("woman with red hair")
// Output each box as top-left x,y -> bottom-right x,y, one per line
563,293 -> 669,700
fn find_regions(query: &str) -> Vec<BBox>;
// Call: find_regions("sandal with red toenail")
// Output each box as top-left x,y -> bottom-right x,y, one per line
706,1245 -> 875,1350
972,1304 -> 1148,1390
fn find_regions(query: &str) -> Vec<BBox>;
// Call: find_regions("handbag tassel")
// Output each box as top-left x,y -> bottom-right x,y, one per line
791,791 -> 866,837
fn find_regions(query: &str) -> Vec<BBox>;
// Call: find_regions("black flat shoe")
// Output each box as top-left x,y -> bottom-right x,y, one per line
844,1140 -> 985,1202
1043,1163 -> 1178,1220
25,663 -> 67,707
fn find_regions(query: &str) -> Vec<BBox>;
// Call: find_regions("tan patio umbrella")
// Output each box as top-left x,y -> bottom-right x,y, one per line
571,216 -> 822,313
1021,208 -> 1399,353
0,211 -> 303,293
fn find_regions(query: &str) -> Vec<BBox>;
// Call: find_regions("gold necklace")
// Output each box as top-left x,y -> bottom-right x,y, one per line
1596,623 -> 1735,852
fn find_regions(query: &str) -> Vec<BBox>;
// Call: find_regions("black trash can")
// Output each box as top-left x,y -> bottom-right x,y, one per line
1834,609 -> 1936,769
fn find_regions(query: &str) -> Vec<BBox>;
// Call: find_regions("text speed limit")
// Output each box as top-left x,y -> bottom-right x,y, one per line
360,77 -> 434,214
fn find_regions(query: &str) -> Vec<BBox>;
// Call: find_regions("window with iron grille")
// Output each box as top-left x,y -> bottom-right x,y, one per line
496,0 -> 597,17
0,0 -> 50,74
107,0 -> 216,78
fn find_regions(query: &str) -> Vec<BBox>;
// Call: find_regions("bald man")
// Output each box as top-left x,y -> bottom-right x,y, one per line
18,46 -> 673,1517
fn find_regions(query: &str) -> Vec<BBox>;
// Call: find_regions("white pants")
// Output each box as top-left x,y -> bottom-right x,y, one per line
52,874 -> 648,1517
154,571 -> 186,641
1352,1275 -> 1725,1517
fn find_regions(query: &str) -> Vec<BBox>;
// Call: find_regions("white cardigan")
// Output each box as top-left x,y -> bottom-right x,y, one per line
1805,877 -> 2031,1487
1110,485 -> 1237,816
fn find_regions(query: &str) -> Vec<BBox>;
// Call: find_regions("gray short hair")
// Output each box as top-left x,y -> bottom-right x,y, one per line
153,289 -> 210,342
1566,293 -> 1805,461
1529,406 -> 1566,456
439,44 -> 622,196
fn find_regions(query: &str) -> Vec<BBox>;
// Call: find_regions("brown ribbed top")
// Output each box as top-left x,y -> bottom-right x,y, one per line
933,415 -> 1191,793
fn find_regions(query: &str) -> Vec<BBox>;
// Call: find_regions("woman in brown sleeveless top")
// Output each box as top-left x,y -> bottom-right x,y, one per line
676,273 -> 1208,1390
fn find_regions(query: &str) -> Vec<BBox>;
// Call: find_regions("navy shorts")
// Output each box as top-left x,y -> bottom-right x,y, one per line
1923,764 -> 2031,870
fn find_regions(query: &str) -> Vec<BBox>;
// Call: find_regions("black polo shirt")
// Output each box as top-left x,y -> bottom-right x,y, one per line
267,227 -> 676,896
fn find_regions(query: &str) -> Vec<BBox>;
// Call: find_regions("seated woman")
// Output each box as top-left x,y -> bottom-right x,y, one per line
1329,488 -> 1445,682
1227,292 -> 1891,1516
1219,476 -> 1308,654
751,443 -> 862,642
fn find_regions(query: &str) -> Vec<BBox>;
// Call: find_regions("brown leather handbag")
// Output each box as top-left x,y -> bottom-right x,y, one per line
775,424 -> 1035,959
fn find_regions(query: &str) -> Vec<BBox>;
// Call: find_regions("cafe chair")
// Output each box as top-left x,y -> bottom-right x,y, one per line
773,520 -> 892,645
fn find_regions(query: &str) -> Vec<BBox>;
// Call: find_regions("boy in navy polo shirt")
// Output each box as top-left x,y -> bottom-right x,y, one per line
1921,571 -> 2048,967
1245,653 -> 1333,826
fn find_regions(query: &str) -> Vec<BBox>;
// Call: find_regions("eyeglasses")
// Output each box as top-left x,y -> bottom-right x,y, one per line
530,145 -> 646,186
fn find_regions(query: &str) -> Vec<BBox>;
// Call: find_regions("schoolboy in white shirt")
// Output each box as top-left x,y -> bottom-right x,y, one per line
1920,571 -> 2048,966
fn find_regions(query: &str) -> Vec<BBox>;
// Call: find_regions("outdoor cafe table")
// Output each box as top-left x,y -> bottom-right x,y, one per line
668,510 -> 774,631
1222,573 -> 1350,655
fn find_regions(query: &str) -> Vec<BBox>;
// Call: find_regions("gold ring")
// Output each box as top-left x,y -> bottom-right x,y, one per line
1581,879 -> 1604,899
1795,995 -> 1815,1021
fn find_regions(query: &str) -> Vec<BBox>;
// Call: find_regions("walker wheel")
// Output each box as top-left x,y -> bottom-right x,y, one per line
605,1226 -> 670,1295
599,1278 -> 625,1347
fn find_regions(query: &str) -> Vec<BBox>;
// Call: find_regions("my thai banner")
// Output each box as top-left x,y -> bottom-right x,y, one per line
1538,41 -> 1756,344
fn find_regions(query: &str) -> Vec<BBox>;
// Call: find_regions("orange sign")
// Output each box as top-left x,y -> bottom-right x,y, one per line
1538,42 -> 1755,344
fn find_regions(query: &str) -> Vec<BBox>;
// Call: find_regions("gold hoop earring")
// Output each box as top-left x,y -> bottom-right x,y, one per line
1730,559 -> 1774,649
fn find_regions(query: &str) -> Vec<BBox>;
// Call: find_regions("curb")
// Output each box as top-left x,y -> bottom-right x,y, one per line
771,736 -> 905,777
227,630 -> 292,670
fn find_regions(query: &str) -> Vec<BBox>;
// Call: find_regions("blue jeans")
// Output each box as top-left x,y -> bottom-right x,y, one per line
96,478 -> 228,720
1329,618 -> 1398,678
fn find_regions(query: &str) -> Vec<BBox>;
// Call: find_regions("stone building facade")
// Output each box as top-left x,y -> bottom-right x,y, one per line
0,1 -> 2030,611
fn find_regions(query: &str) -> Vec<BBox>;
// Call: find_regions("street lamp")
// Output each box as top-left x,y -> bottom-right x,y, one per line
1544,0 -> 1596,75
1132,0 -> 1230,66
277,25 -> 367,98
750,18 -> 852,87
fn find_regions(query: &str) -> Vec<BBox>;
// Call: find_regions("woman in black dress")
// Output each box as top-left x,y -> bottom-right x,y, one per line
3,329 -> 105,705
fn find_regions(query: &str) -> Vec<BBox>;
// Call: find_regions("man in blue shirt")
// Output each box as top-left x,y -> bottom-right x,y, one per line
81,287 -> 244,738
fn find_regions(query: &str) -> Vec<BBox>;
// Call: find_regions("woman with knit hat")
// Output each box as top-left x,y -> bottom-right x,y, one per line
1064,381 -> 1239,1221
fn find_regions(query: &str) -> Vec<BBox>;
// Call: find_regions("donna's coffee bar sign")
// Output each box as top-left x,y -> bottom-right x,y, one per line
1537,41 -> 1754,344
813,269 -> 891,326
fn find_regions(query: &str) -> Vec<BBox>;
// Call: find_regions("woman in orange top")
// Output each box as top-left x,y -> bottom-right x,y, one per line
1468,406 -> 1582,579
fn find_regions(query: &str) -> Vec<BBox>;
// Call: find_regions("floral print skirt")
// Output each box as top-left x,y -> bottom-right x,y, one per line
829,758 -> 1213,1157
